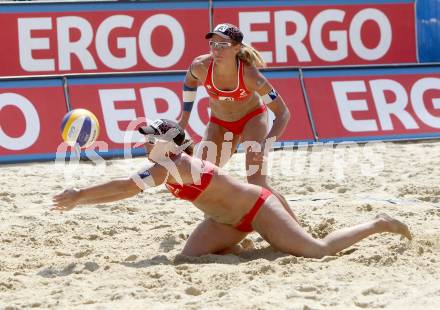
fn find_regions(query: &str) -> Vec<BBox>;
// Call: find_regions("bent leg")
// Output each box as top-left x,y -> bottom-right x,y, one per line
239,111 -> 299,223
245,149 -> 300,223
244,151 -> 300,222
196,121 -> 240,167
257,181 -> 300,224
253,196 -> 328,258
253,197 -> 412,258
182,218 -> 248,257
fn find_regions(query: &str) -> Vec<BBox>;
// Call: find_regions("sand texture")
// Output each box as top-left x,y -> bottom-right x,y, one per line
0,141 -> 439,309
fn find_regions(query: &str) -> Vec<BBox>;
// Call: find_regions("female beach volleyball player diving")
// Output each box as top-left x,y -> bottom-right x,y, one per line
177,23 -> 294,219
52,119 -> 412,258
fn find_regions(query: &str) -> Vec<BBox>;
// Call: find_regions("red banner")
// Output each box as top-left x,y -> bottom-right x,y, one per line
304,67 -> 440,140
0,1 -> 417,77
0,72 -> 313,163
6,66 -> 439,163
269,72 -> 314,142
0,80 -> 67,161
213,2 -> 416,66
67,72 -> 314,149
0,2 -> 209,76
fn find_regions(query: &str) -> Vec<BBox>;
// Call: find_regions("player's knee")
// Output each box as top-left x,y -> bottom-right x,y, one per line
297,240 -> 330,259
180,246 -> 203,257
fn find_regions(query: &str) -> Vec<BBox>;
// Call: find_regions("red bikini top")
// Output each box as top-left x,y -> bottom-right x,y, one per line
203,59 -> 251,102
165,160 -> 215,201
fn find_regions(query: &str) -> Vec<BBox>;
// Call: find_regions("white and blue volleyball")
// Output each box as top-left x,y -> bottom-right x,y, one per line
61,108 -> 99,148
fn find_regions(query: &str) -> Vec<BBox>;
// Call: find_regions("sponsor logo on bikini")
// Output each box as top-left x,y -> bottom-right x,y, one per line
165,184 -> 181,196
218,96 -> 235,101
206,87 -> 218,96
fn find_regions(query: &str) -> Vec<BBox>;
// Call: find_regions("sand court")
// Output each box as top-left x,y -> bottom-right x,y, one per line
0,141 -> 439,309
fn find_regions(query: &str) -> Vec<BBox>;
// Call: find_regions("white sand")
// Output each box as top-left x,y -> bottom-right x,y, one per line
1,140 -> 439,309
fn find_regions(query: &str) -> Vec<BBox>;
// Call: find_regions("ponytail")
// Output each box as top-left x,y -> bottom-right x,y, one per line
237,42 -> 266,68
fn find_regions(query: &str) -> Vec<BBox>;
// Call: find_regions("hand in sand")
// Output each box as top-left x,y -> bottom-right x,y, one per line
51,188 -> 80,211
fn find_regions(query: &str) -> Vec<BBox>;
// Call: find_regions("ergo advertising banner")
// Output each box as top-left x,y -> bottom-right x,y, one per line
0,2 -> 209,77
67,72 -> 313,146
0,80 -> 68,162
0,1 -> 416,77
304,67 -> 440,141
0,72 -> 314,163
212,1 -> 416,67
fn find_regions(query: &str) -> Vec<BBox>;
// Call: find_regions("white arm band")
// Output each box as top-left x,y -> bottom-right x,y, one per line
261,89 -> 279,104
130,168 -> 156,191
183,84 -> 197,112
183,90 -> 197,102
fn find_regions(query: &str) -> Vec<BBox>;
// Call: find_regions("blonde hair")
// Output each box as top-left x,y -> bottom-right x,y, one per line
237,42 -> 266,68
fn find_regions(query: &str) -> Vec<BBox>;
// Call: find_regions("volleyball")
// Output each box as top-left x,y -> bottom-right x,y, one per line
61,108 -> 100,148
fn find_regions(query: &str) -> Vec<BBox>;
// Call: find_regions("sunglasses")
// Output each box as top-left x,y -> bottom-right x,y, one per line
145,135 -> 173,145
209,40 -> 233,50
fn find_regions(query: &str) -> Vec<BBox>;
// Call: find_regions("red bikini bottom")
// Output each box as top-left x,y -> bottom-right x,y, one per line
234,187 -> 272,232
210,105 -> 267,135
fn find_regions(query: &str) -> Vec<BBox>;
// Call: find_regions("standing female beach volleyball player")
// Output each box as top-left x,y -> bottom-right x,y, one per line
52,119 -> 412,258
178,23 -> 293,217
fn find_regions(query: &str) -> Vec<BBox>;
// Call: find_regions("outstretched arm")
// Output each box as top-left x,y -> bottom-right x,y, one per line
52,163 -> 169,211
52,178 -> 142,211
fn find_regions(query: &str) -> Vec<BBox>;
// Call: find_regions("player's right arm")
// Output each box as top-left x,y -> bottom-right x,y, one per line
178,56 -> 206,129
51,164 -> 168,211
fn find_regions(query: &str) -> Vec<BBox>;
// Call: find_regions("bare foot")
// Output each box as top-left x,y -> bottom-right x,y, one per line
376,213 -> 412,240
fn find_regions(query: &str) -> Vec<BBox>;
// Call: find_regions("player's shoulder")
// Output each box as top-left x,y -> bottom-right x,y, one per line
192,54 -> 212,68
242,61 -> 266,88
189,55 -> 211,79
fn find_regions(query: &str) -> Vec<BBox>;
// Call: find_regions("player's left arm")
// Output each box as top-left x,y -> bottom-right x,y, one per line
246,67 -> 291,142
